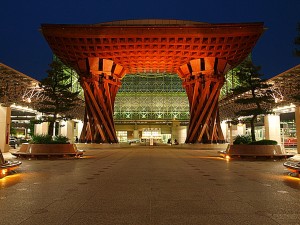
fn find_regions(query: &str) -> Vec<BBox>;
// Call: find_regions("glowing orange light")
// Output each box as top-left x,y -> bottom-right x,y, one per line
284,174 -> 300,181
225,155 -> 231,160
1,169 -> 8,175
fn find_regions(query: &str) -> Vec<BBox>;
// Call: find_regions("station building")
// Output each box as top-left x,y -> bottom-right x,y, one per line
0,62 -> 299,153
0,19 -> 299,153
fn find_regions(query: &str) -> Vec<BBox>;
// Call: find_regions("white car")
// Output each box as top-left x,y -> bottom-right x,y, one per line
9,138 -> 18,149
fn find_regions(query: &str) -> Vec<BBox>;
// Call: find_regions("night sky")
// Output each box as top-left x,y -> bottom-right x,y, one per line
1,0 -> 300,81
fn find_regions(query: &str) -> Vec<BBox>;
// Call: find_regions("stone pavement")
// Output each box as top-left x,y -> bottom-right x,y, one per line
1,145 -> 300,225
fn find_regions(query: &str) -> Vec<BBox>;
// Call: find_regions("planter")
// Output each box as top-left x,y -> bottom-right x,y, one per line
11,143 -> 83,158
219,144 -> 294,158
227,144 -> 284,156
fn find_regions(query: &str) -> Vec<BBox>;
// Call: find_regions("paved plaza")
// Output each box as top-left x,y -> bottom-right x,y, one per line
1,145 -> 300,225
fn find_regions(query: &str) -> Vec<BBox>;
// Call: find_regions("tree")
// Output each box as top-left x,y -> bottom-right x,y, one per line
292,23 -> 300,103
231,58 -> 275,142
294,22 -> 300,57
37,59 -> 80,136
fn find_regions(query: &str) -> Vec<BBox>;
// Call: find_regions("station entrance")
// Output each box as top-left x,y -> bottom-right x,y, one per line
41,19 -> 264,143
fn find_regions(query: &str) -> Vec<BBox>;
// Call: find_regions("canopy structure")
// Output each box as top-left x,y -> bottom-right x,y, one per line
0,63 -> 42,107
41,19 -> 265,143
268,64 -> 300,104
219,64 -> 300,120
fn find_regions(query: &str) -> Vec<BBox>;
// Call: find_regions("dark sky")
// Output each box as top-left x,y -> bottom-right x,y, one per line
1,0 -> 300,81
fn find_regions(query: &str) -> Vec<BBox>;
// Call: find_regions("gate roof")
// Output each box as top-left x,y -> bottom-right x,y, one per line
41,19 -> 265,75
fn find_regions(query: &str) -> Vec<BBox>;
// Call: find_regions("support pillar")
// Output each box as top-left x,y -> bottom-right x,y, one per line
237,123 -> 246,136
264,114 -> 281,145
34,122 -> 49,135
221,121 -> 228,143
59,120 -> 75,143
77,58 -> 126,143
76,120 -> 83,142
229,123 -> 233,145
177,57 -> 230,143
296,106 -> 300,154
171,121 -> 187,144
133,130 -> 139,139
172,120 -> 180,144
178,126 -> 187,144
0,106 -> 11,152
133,123 -> 139,139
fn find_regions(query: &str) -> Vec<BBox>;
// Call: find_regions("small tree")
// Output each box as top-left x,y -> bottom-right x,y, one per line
37,59 -> 80,136
231,58 -> 275,142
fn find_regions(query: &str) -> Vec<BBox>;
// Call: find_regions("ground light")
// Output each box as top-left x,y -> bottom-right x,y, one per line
283,154 -> 300,178
283,161 -> 300,178
1,168 -> 8,176
0,151 -> 22,179
0,163 -> 22,179
225,155 -> 231,161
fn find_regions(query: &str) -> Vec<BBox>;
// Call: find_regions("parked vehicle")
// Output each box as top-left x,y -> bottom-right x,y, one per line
9,138 -> 18,149
284,138 -> 297,147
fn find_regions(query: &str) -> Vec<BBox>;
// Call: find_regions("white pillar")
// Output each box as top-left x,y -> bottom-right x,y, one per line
295,106 -> 300,154
177,126 -> 187,144
264,114 -> 281,145
76,120 -> 83,139
133,130 -> 139,139
221,121 -> 228,142
237,123 -> 246,136
34,122 -> 49,135
133,123 -> 139,139
170,121 -> 187,144
0,106 -> 11,152
229,123 -> 233,145
59,120 -> 75,143
172,120 -> 180,144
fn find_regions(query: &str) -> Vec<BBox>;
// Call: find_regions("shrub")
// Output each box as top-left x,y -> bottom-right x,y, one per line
30,134 -> 53,144
248,139 -> 277,145
233,135 -> 252,145
53,135 -> 69,144
30,134 -> 69,144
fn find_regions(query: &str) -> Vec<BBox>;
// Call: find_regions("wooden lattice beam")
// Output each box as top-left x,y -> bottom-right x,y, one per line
41,21 -> 265,75
178,58 -> 230,143
77,58 -> 125,143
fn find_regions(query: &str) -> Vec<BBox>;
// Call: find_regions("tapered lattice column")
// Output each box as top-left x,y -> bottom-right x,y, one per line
77,58 -> 126,143
177,57 -> 230,143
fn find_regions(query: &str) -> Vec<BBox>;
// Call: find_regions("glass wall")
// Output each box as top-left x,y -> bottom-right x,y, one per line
114,74 -> 189,121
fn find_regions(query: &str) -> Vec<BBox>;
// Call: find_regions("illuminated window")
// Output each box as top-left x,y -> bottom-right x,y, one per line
116,131 -> 127,142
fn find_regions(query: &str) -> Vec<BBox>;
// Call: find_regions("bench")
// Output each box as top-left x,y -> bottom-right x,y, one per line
283,161 -> 300,176
1,149 -> 22,177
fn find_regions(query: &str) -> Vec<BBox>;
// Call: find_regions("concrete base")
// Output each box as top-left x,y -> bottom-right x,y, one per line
220,144 -> 294,158
11,143 -> 83,158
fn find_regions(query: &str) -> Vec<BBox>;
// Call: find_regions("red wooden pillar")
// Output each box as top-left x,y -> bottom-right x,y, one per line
177,57 -> 230,144
77,58 -> 126,143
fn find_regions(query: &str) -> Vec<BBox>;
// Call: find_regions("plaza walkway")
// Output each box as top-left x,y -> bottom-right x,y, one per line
1,145 -> 300,225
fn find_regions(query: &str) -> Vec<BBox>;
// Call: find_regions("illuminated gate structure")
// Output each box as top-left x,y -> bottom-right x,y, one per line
41,19 -> 264,143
